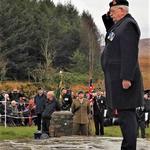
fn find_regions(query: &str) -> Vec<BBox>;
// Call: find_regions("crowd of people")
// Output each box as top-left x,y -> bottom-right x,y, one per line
0,88 -> 150,138
0,0 -> 147,149
0,89 -> 36,126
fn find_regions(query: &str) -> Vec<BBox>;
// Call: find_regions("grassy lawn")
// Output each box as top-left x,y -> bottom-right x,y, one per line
0,126 -> 37,140
105,126 -> 150,139
0,125 -> 150,140
104,126 -> 122,137
105,126 -> 150,138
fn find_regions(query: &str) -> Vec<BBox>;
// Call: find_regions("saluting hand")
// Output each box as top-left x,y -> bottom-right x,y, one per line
122,80 -> 131,89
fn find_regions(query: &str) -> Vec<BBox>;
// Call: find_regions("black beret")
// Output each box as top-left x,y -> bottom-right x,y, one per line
109,0 -> 129,7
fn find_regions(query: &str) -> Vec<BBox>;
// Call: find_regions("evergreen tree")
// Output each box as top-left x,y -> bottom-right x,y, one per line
0,0 -> 102,81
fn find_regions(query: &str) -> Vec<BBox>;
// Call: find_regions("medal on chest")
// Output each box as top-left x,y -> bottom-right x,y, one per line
107,31 -> 115,41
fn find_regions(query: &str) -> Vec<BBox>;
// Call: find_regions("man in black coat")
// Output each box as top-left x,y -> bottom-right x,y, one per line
34,89 -> 46,133
136,106 -> 145,138
101,0 -> 144,149
42,91 -> 60,135
61,89 -> 72,111
144,92 -> 150,127
93,91 -> 106,136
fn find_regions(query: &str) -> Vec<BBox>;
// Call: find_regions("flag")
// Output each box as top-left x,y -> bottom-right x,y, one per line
88,78 -> 94,103
89,79 -> 94,93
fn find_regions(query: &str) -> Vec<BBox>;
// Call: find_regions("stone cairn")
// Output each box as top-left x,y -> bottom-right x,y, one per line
49,111 -> 73,137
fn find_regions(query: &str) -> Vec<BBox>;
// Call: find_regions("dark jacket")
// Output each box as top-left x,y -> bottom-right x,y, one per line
9,92 -> 20,102
17,103 -> 26,112
42,98 -> 60,119
34,94 -> 46,114
61,93 -> 72,110
144,98 -> 150,112
101,14 -> 144,109
93,96 -> 106,116
0,103 -> 4,115
136,107 -> 145,123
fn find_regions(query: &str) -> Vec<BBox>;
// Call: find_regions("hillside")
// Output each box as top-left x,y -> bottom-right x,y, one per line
139,38 -> 150,89
0,0 -> 101,81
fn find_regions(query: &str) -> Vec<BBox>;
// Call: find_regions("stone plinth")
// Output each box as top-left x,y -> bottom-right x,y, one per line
49,111 -> 73,137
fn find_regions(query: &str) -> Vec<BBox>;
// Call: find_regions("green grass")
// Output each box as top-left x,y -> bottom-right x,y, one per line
104,126 -> 122,137
0,126 -> 37,140
104,125 -> 150,138
0,125 -> 150,140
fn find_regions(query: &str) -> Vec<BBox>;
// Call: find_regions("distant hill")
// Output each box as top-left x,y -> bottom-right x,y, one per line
139,38 -> 150,56
139,38 -> 150,89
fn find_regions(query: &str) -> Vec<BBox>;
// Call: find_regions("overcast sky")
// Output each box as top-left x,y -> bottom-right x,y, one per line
53,0 -> 150,39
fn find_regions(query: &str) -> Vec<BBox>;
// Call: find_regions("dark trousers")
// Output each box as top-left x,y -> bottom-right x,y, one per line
42,118 -> 50,135
118,109 -> 137,150
73,123 -> 88,135
37,114 -> 42,131
94,115 -> 104,135
137,121 -> 145,138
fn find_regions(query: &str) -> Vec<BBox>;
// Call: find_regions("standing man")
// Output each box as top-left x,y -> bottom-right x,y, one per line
144,91 -> 150,127
42,91 -> 60,135
61,88 -> 72,111
34,89 -> 46,133
101,0 -> 144,149
136,106 -> 145,138
93,91 -> 106,136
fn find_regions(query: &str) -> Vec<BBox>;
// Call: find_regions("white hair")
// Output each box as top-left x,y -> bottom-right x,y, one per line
116,5 -> 129,13
11,100 -> 17,106
47,91 -> 54,97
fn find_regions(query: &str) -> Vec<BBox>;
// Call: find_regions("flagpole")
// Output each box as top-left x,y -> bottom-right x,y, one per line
59,70 -> 63,100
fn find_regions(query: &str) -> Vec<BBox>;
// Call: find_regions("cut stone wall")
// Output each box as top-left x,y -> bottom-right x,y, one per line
49,111 -> 73,137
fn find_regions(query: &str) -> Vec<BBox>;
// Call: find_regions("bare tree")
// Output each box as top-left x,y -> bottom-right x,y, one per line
31,33 -> 55,83
81,11 -> 102,80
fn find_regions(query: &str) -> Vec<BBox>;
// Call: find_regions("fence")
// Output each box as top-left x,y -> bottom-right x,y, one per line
0,97 -> 7,128
0,97 -> 37,128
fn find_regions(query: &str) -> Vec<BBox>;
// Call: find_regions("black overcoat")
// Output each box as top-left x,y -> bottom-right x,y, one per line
101,14 -> 144,109
93,96 -> 106,117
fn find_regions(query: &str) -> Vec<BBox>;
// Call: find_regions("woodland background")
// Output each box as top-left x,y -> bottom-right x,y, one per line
0,0 -> 149,94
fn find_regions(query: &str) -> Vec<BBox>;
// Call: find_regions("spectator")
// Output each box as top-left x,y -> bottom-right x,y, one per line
9,89 -> 21,102
93,91 -> 106,136
61,89 -> 72,111
0,91 -> 5,101
9,100 -> 19,125
136,106 -> 146,138
18,97 -> 26,112
27,97 -> 37,126
71,90 -> 90,135
0,101 -> 4,115
144,92 -> 150,127
17,97 -> 26,125
34,89 -> 46,133
42,91 -> 60,135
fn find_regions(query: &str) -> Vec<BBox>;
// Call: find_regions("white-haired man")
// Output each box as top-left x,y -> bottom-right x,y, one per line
101,0 -> 144,149
42,91 -> 60,135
